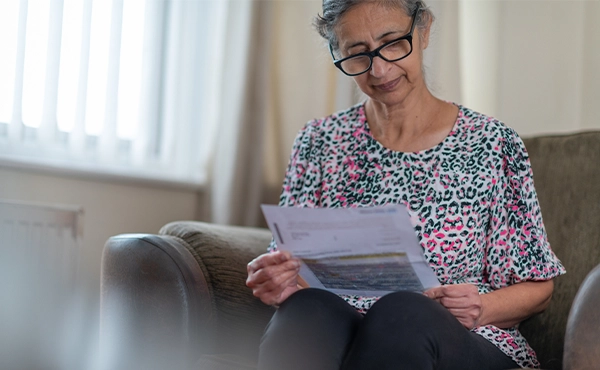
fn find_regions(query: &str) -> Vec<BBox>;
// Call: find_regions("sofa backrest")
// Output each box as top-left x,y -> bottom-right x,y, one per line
521,131 -> 600,369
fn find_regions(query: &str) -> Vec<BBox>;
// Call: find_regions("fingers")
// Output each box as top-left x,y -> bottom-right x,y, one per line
424,284 -> 482,329
254,273 -> 299,306
247,251 -> 294,274
251,270 -> 299,306
423,286 -> 444,300
438,284 -> 478,297
437,295 -> 475,309
445,307 -> 481,329
246,251 -> 301,306
247,253 -> 300,286
425,284 -> 480,303
248,264 -> 299,294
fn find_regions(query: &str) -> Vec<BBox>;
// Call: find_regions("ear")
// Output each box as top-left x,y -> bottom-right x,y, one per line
420,15 -> 433,50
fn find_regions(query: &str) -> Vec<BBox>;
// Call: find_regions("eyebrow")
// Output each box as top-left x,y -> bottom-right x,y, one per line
344,30 -> 404,51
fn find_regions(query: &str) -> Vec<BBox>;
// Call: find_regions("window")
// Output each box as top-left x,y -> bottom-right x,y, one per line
0,0 -> 226,187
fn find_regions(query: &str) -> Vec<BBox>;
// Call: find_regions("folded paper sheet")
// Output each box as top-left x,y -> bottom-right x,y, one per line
261,204 -> 440,296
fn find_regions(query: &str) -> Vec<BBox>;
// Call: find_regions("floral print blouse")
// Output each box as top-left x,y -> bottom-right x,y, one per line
268,103 -> 565,368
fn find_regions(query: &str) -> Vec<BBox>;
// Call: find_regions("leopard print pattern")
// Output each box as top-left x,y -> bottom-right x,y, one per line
269,103 -> 565,368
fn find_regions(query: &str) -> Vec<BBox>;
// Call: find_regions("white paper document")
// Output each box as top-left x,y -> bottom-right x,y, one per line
261,204 -> 440,296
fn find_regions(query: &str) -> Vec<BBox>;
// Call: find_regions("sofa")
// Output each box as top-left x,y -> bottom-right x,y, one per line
100,131 -> 600,370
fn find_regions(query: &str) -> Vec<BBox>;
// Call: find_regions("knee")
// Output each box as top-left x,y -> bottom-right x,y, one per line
277,288 -> 357,320
365,291 -> 452,332
261,288 -> 361,354
371,290 -> 437,313
260,289 -> 361,370
280,288 -> 343,309
283,287 -> 342,305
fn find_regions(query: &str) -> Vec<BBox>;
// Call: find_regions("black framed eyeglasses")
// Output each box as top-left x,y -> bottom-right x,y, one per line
330,5 -> 421,76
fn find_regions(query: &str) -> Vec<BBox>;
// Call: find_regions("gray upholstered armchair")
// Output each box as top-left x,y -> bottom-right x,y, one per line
100,132 -> 600,370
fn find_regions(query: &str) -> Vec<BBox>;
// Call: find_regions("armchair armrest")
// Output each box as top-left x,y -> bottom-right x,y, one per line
100,222 -> 275,370
100,234 -> 211,369
563,264 -> 600,369
159,222 -> 276,362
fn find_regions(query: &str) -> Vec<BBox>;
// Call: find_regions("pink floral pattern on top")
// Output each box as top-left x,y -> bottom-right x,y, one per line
268,103 -> 565,368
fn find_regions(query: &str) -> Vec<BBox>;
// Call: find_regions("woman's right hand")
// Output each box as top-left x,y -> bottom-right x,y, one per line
246,251 -> 302,306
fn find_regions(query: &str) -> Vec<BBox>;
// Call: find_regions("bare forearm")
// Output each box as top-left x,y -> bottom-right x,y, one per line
479,280 -> 554,329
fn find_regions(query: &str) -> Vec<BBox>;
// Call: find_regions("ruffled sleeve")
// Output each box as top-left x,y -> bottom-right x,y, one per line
268,121 -> 323,252
484,128 -> 566,288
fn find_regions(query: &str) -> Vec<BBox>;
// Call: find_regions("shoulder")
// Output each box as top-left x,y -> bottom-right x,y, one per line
457,106 -> 515,137
290,103 -> 365,157
455,105 -> 525,153
303,103 -> 365,135
293,103 -> 365,149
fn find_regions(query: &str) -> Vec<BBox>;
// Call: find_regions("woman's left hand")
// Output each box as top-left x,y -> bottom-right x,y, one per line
424,284 -> 482,330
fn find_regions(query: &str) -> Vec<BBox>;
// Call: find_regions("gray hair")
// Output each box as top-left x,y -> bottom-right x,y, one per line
314,0 -> 434,54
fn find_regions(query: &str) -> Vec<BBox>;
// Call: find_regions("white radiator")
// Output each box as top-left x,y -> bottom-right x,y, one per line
0,199 -> 84,369
0,199 -> 83,283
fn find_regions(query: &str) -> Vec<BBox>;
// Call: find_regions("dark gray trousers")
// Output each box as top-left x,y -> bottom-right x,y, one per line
258,288 -> 519,370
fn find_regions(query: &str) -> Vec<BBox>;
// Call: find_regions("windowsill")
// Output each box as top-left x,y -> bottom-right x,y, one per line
0,155 -> 207,192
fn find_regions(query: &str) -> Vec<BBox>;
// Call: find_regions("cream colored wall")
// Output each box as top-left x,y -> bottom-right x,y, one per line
426,0 -> 600,138
0,167 -> 199,299
268,1 -> 599,142
265,0 -> 600,181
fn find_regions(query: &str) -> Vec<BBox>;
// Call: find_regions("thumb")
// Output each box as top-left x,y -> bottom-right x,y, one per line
423,286 -> 444,300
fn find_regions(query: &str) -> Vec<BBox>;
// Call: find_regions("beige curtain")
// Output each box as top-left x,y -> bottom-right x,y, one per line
207,0 -> 271,226
427,0 -> 600,137
207,0 -> 358,227
206,0 -> 599,227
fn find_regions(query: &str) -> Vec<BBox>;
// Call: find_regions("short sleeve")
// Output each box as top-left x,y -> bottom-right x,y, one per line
485,128 -> 566,288
267,121 -> 323,252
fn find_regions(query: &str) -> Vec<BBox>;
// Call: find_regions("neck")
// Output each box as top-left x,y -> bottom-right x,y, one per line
367,88 -> 435,136
364,89 -> 457,152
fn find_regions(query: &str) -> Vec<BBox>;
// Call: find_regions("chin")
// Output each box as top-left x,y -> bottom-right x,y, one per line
368,91 -> 409,107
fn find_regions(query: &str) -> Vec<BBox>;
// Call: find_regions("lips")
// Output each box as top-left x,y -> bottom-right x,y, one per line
374,76 -> 402,91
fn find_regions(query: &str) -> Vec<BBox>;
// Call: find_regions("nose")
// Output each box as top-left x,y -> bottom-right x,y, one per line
369,56 -> 389,78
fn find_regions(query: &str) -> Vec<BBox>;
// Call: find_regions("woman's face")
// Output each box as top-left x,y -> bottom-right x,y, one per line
334,2 -> 430,107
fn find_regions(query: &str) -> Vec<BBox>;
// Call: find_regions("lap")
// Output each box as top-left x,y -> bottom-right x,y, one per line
259,289 -> 518,370
258,289 -> 362,370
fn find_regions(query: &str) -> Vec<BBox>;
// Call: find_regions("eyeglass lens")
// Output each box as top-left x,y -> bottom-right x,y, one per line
339,38 -> 412,75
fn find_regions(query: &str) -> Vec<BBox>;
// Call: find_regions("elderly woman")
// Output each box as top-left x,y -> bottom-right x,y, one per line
246,0 -> 565,369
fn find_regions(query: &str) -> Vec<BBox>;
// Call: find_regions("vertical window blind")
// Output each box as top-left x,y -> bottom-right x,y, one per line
0,0 -> 226,187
